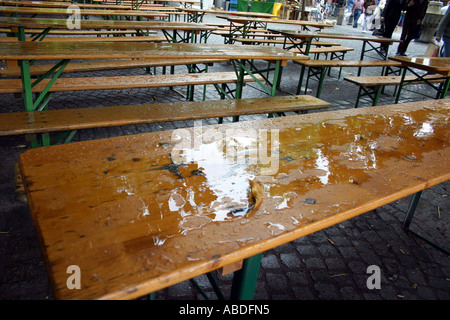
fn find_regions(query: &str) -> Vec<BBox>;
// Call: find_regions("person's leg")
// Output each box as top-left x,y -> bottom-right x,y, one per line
353,9 -> 361,28
397,19 -> 419,55
443,36 -> 450,57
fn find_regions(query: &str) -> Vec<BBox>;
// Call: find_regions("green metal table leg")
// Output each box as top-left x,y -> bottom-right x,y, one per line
439,77 -> 450,99
234,59 -> 246,99
402,191 -> 449,255
230,254 -> 262,300
271,61 -> 280,97
395,67 -> 408,104
316,67 -> 327,98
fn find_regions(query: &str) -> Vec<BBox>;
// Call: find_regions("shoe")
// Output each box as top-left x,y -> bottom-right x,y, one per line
396,52 -> 407,56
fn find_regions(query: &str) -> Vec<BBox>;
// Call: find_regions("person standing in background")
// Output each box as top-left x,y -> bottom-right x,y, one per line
380,0 -> 403,52
395,0 -> 428,55
347,0 -> 356,24
352,0 -> 365,28
362,0 -> 377,32
435,7 -> 450,57
372,0 -> 386,31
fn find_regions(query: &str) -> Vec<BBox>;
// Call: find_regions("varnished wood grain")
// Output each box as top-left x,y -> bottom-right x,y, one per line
0,36 -> 168,43
0,16 -> 216,32
0,5 -> 169,18
0,0 -> 170,10
0,95 -> 331,136
217,15 -> 333,30
0,71 -> 263,93
19,99 -> 450,299
389,56 -> 450,76
268,29 -> 402,44
0,40 -> 308,62
0,58 -> 227,77
295,60 -> 402,68
344,74 -> 445,87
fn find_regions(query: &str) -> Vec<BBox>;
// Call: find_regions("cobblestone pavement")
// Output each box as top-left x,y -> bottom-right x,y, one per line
0,14 -> 448,301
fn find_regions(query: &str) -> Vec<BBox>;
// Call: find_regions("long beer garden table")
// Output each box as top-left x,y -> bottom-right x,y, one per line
182,8 -> 277,23
268,29 -> 402,60
0,16 -> 217,43
268,29 -> 403,86
0,5 -> 170,21
0,0 -> 174,11
217,14 -> 333,40
388,56 -> 450,102
0,40 -> 308,122
17,99 -> 450,299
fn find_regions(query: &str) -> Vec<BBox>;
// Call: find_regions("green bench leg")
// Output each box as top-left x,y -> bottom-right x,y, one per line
230,253 -> 262,300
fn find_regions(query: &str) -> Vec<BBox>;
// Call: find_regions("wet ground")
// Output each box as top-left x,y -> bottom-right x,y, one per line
0,13 -> 448,301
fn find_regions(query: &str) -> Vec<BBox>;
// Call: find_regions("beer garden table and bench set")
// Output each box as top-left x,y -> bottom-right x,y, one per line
0,0 -> 448,300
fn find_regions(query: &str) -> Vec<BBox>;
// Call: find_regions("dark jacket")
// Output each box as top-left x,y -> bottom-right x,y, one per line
402,0 -> 428,21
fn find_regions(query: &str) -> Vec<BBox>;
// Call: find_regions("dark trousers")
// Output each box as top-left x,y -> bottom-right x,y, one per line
397,15 -> 420,54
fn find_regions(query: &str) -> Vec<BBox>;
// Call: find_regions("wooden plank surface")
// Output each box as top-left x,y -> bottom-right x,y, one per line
0,5 -> 169,18
0,95 -> 331,135
389,56 -> 450,76
295,60 -> 402,67
344,74 -> 445,86
19,99 -> 450,300
217,15 -> 333,30
0,16 -> 216,32
0,0 -> 160,10
0,41 -> 309,63
0,58 -> 227,77
0,36 -> 168,43
0,71 -> 263,93
0,0 -> 180,11
268,29 -> 402,43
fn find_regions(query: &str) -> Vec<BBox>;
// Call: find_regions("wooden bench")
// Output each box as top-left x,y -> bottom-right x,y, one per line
233,37 -> 340,48
0,58 -> 228,77
0,95 -> 331,137
289,46 -> 354,60
344,74 -> 445,108
0,72 -> 263,98
294,60 -> 403,98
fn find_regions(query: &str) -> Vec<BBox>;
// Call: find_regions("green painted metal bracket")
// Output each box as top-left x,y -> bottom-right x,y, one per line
395,67 -> 449,103
402,191 -> 449,255
230,254 -> 263,300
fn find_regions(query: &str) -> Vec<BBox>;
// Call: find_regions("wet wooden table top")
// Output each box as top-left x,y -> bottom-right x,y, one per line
0,5 -> 169,18
0,0 -> 173,11
389,56 -> 450,76
183,8 -> 277,18
217,15 -> 333,30
0,40 -> 308,64
19,99 -> 450,299
0,16 -> 216,32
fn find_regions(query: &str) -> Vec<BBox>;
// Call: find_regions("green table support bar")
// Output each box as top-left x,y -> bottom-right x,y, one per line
402,191 -> 450,255
230,253 -> 263,300
395,67 -> 449,103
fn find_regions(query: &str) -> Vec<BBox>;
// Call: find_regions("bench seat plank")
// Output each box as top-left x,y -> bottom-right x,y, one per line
0,95 -> 331,136
0,58 -> 228,77
0,71 -> 263,93
344,74 -> 445,87
294,60 -> 402,67
234,37 -> 342,48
